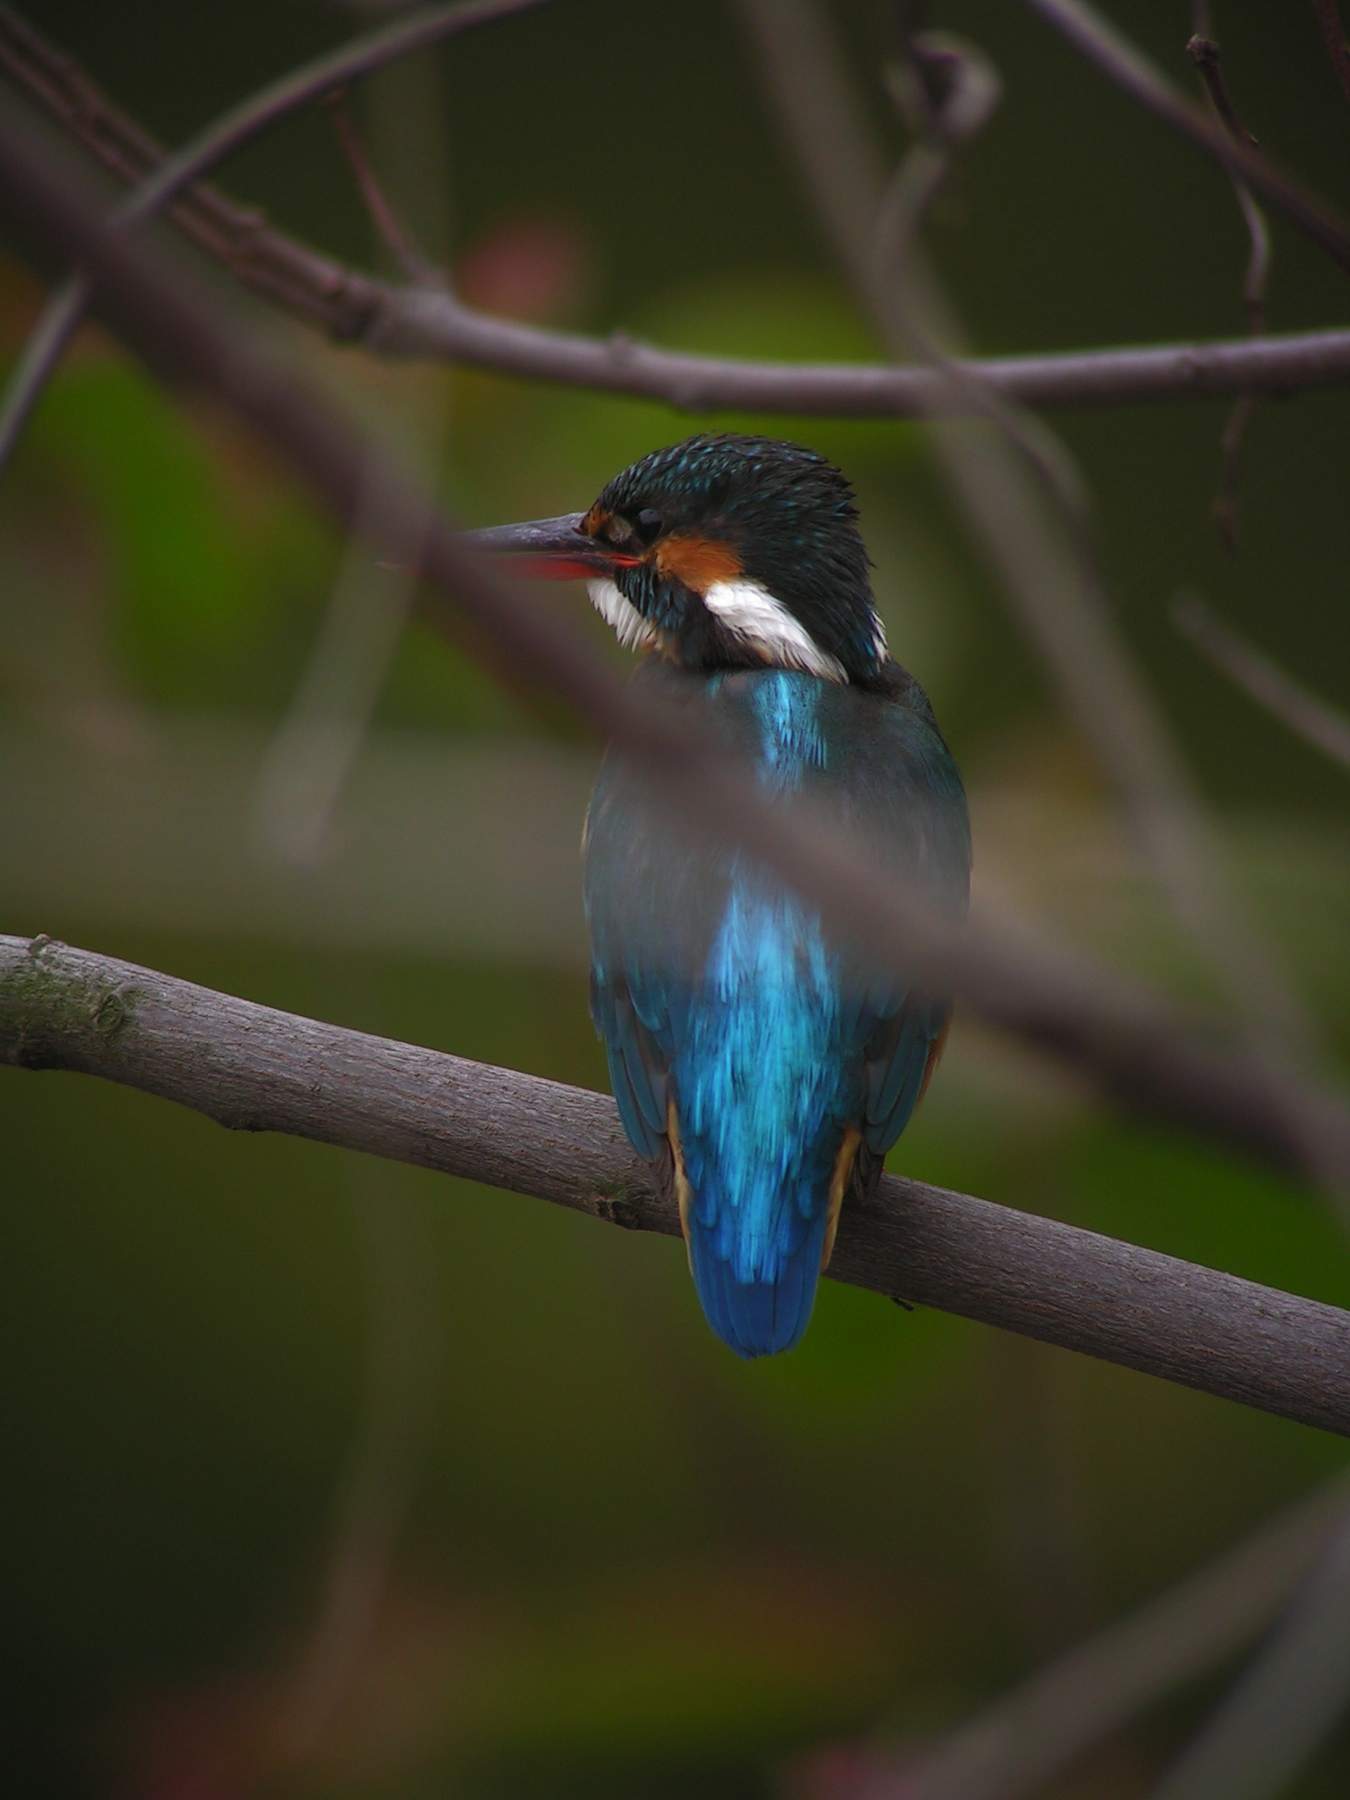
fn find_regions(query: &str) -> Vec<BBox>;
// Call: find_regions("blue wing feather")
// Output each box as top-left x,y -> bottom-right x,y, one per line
864,1000 -> 947,1153
589,976 -> 665,1159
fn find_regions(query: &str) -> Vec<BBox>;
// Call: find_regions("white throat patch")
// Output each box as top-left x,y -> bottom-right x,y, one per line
587,577 -> 660,653
702,578 -> 848,683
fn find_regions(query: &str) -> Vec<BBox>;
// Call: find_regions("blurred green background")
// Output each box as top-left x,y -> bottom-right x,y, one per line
2,1 -> 1348,1794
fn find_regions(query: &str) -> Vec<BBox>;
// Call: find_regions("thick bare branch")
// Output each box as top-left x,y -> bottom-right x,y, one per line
362,303 -> 1350,413
4,117 -> 1349,1185
2,6 -> 1349,439
3,934 -> 1349,1435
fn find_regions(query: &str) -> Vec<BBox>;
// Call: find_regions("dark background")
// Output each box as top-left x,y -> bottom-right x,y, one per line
2,2 -> 1348,1794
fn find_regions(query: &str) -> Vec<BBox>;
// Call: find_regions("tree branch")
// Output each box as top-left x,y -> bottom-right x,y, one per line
2,5 -> 1350,438
1021,0 -> 1350,275
326,87 -> 435,286
1186,23 -> 1272,548
850,25 -> 1342,1204
1175,595 -> 1350,772
0,0 -> 549,468
356,305 -> 1350,414
1149,1503 -> 1350,1800
3,934 -> 1348,1436
3,115 -> 1349,1188
895,1474 -> 1350,1800
1312,0 -> 1350,105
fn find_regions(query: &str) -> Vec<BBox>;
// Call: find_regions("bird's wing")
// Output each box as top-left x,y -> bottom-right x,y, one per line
860,996 -> 950,1154
830,671 -> 971,1157
583,748 -> 712,1166
587,965 -> 672,1162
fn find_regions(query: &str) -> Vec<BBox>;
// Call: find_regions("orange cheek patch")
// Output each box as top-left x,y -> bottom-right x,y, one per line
655,534 -> 742,592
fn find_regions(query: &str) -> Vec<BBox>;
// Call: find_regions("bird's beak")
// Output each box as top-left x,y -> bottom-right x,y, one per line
459,512 -> 629,581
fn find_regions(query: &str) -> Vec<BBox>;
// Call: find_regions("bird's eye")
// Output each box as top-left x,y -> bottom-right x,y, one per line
635,508 -> 663,545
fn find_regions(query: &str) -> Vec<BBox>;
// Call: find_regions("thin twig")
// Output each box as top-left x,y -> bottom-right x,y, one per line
326,87 -> 435,285
3,934 -> 1349,1435
882,1474 -> 1350,1800
1175,595 -> 1350,772
1312,0 -> 1350,104
1149,1502 -> 1350,1800
1186,25 -> 1271,549
2,11 -> 1350,436
0,0 -> 548,472
1020,0 -> 1350,274
5,119 -> 1350,1185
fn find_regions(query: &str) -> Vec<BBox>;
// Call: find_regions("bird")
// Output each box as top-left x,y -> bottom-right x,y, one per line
469,432 -> 970,1357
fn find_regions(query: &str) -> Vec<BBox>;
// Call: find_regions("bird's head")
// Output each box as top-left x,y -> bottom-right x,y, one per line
468,433 -> 888,684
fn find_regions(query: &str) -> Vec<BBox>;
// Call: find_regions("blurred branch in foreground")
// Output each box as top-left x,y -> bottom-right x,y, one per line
2,3 -> 1350,462
1312,0 -> 1350,105
765,9 -> 1338,1204
255,77 -> 454,866
877,1474 -> 1350,1800
1176,595 -> 1350,773
3,114 -> 1349,1184
281,1173 -> 443,1762
3,933 -> 1349,1436
734,0 -> 889,319
1150,1500 -> 1350,1800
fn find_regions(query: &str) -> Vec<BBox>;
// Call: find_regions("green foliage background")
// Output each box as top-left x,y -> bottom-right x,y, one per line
2,2 -> 1348,1794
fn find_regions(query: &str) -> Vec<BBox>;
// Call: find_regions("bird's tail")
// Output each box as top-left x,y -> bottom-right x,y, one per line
686,1208 -> 831,1357
673,1109 -> 860,1358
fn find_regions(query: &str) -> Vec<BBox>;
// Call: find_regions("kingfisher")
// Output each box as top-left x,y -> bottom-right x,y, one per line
471,433 -> 970,1356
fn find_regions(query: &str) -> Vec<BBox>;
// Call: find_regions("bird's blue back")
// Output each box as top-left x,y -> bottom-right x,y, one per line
584,662 -> 969,1356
